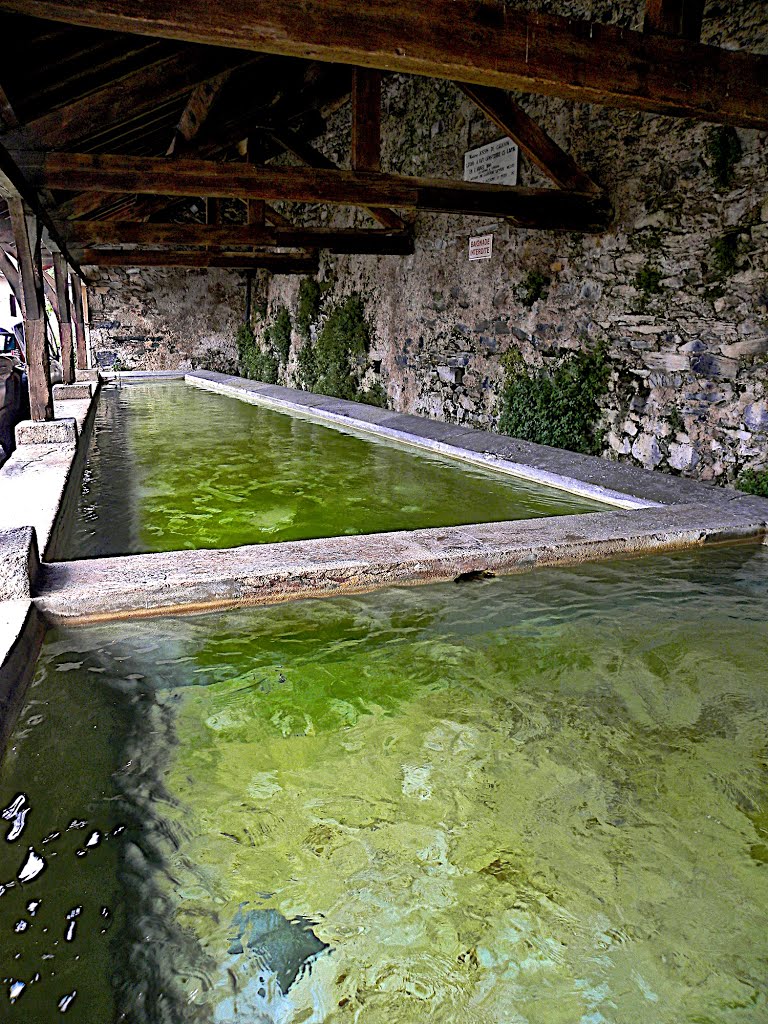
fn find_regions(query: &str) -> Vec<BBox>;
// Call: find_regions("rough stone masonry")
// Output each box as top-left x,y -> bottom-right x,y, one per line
87,0 -> 768,485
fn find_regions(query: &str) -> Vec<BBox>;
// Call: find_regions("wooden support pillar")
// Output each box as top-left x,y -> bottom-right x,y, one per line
8,196 -> 53,421
351,68 -> 381,172
70,273 -> 88,370
245,140 -> 265,227
644,0 -> 704,41
52,253 -> 75,384
0,247 -> 23,311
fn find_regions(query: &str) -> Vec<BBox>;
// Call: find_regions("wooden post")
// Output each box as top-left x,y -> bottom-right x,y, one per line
70,273 -> 88,369
351,68 -> 381,172
8,195 -> 53,421
52,252 -> 75,384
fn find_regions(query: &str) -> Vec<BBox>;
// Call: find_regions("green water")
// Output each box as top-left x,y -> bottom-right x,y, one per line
2,545 -> 768,1021
68,383 -> 607,557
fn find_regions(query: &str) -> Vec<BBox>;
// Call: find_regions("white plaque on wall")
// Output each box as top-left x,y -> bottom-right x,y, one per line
463,138 -> 519,186
469,234 -> 493,261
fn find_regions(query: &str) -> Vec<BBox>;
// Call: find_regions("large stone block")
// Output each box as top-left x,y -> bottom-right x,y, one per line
15,417 -> 78,446
53,383 -> 93,401
0,527 -> 39,601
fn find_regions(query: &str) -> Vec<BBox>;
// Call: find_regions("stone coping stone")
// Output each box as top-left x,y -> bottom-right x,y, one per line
0,527 -> 39,601
75,369 -> 100,382
16,416 -> 78,445
186,371 -> 733,511
53,382 -> 93,401
36,500 -> 768,624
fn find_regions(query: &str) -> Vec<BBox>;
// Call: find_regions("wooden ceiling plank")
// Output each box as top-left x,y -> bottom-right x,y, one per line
459,84 -> 600,194
29,152 -> 612,231
351,68 -> 381,172
1,0 -> 765,128
2,49 -> 255,152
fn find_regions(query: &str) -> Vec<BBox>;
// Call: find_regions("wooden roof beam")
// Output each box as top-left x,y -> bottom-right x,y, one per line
459,84 -> 600,195
75,249 -> 319,273
26,151 -> 612,232
59,220 -> 414,254
2,0 -> 765,129
167,68 -> 236,157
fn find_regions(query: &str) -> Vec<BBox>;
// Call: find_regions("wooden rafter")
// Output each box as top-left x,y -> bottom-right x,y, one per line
0,245 -> 22,306
267,127 -> 405,230
3,0 -> 765,128
459,84 -> 599,195
1,49 -> 256,152
24,152 -> 612,231
60,221 -> 414,254
644,0 -> 705,42
0,81 -> 19,130
76,249 -> 319,272
167,68 -> 236,157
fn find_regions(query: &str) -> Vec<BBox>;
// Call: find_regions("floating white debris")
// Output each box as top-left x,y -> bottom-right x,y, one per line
9,979 -> 25,1002
85,831 -> 101,848
13,920 -> 28,933
58,990 -> 77,1012
27,900 -> 41,916
18,848 -> 46,883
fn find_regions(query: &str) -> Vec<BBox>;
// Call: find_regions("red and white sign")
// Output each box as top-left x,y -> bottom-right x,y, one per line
469,234 -> 493,261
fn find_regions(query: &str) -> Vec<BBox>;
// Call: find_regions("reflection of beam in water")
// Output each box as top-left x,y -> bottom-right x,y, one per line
212,907 -> 330,1022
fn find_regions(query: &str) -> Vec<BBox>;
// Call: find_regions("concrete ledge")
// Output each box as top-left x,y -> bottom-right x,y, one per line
75,369 -> 100,382
16,416 -> 78,445
36,501 -> 767,624
0,527 -> 40,601
186,371 -> 738,511
0,383 -> 100,558
53,382 -> 93,401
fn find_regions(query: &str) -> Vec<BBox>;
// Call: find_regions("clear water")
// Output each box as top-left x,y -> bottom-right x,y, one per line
2,544 -> 768,1022
67,383 -> 607,558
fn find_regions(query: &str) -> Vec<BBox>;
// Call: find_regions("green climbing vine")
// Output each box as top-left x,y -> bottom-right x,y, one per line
497,345 -> 611,455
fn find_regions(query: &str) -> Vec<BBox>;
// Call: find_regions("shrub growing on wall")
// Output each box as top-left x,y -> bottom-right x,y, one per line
497,345 -> 611,455
266,306 -> 292,366
314,295 -> 371,401
738,469 -> 768,498
235,322 -> 278,384
297,278 -> 322,338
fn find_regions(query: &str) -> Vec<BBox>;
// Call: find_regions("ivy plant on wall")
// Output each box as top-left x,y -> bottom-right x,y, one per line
497,345 -> 611,456
235,322 -> 278,384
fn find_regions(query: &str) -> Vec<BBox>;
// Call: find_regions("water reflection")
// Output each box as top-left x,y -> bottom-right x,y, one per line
66,383 -> 607,558
1,545 -> 767,1021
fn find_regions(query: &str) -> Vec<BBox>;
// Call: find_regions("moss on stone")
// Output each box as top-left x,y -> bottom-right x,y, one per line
520,270 -> 549,308
297,278 -> 322,339
266,305 -> 292,365
635,264 -> 663,296
706,126 -> 742,190
710,232 -> 740,279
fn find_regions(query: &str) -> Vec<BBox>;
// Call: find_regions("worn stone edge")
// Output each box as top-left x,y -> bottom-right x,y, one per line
35,503 -> 768,624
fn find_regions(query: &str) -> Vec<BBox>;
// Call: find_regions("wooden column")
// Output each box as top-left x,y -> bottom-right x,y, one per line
8,196 -> 53,421
351,68 -> 381,172
70,273 -> 88,369
644,0 -> 704,41
245,139 -> 266,226
52,252 -> 75,384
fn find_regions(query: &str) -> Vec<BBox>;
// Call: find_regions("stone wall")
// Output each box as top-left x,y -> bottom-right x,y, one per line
258,1 -> 768,484
87,267 -> 251,373
91,0 -> 768,484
